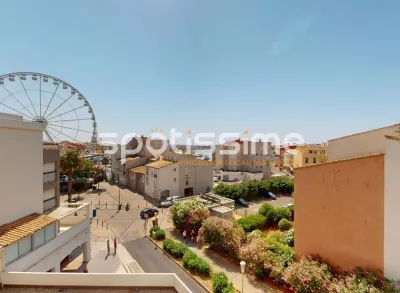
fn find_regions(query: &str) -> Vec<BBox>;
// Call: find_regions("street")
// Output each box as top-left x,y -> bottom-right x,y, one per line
125,238 -> 207,293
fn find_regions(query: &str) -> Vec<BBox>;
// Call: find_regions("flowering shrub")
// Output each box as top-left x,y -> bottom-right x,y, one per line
170,200 -> 208,231
188,206 -> 211,233
264,250 -> 286,284
237,214 -> 266,232
278,218 -> 292,231
239,233 -> 269,273
199,217 -> 245,259
283,228 -> 294,247
283,256 -> 333,293
330,274 -> 382,293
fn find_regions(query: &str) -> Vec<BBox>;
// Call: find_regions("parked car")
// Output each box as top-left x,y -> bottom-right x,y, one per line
160,200 -> 174,208
236,198 -> 249,207
268,192 -> 277,200
213,176 -> 218,182
140,208 -> 159,218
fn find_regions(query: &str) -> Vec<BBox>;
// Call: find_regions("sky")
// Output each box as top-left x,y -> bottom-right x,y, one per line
1,0 -> 400,144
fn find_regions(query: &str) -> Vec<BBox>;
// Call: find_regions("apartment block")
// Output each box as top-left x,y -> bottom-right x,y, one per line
295,123 -> 400,280
213,140 -> 272,179
0,115 -> 91,273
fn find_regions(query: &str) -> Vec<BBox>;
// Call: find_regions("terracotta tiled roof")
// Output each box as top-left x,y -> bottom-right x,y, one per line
146,160 -> 175,169
130,165 -> 146,174
0,213 -> 57,248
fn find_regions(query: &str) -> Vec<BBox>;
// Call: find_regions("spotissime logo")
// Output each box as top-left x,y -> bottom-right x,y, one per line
98,128 -> 305,163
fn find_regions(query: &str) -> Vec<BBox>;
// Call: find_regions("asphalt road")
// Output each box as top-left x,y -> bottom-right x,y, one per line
125,238 -> 207,293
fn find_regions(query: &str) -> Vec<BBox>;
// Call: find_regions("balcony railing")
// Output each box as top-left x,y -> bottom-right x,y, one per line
43,172 -> 56,184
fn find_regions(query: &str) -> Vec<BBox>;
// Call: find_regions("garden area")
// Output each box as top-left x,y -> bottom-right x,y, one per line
161,199 -> 400,293
212,176 -> 295,201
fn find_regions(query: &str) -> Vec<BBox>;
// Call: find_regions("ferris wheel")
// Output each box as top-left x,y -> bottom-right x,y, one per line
0,72 -> 97,149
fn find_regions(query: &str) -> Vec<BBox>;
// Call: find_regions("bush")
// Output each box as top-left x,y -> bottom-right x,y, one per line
264,251 -> 286,284
199,217 -> 245,259
258,203 -> 277,224
237,214 -> 266,233
267,233 -> 295,266
188,257 -> 211,275
283,228 -> 294,247
239,233 -> 269,273
267,231 -> 282,243
150,225 -> 161,235
162,238 -> 188,258
154,229 -> 166,240
278,219 -> 292,231
275,207 -> 292,222
183,250 -> 211,276
212,272 -> 235,293
170,200 -> 208,231
283,256 -> 333,293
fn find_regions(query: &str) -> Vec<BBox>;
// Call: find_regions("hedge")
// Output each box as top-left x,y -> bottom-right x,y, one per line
258,203 -> 277,224
182,250 -> 211,276
212,272 -> 235,293
150,225 -> 161,235
162,238 -> 188,258
154,229 -> 166,240
275,207 -> 292,222
237,214 -> 266,233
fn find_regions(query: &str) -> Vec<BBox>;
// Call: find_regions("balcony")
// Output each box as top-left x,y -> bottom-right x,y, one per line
3,204 -> 91,272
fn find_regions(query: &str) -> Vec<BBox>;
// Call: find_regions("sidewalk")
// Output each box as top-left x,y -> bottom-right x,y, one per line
87,238 -> 144,273
166,229 -> 282,293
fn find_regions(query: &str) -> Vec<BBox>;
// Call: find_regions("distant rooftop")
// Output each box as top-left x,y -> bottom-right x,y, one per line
146,160 -> 175,169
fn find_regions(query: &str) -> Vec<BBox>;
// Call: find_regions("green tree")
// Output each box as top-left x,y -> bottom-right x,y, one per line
73,159 -> 95,179
60,151 -> 83,202
93,166 -> 107,189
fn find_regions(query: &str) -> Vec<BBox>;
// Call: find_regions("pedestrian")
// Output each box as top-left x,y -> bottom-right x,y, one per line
196,235 -> 201,248
191,229 -> 195,241
183,230 -> 187,242
106,238 -> 110,256
114,238 -> 117,255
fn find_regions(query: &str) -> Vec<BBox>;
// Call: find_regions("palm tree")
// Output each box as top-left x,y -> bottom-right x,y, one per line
60,150 -> 83,202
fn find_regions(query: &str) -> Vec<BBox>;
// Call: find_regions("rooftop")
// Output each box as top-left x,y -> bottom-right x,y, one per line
146,160 -> 175,169
130,165 -> 146,174
0,214 -> 57,248
119,157 -> 142,163
329,122 -> 400,142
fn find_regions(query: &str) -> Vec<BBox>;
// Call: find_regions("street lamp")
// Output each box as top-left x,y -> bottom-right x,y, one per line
240,261 -> 246,293
115,178 -> 121,211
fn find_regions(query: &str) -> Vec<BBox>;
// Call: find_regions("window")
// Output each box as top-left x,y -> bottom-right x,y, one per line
19,236 -> 32,257
146,168 -> 149,175
154,179 -> 158,188
34,229 -> 45,249
5,242 -> 18,265
174,168 -> 176,172
154,173 -> 157,178
151,172 -> 153,177
45,224 -> 56,242
174,178 -> 176,182
313,158 -> 316,164
308,150 -> 312,154
305,157 -> 309,164
186,180 -> 189,186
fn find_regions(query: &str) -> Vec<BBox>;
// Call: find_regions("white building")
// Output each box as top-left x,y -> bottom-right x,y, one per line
0,115 -> 91,273
128,152 -> 213,201
213,140 -> 272,180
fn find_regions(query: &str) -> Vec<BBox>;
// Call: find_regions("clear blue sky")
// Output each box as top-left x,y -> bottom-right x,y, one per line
1,0 -> 400,144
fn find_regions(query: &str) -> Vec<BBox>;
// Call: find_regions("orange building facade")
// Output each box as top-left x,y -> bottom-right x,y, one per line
295,128 -> 400,280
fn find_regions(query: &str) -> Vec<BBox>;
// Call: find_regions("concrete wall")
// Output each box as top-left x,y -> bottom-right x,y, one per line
0,272 -> 191,293
6,218 -> 90,272
383,137 -> 400,279
159,164 -> 180,198
194,164 -> 213,194
0,118 -> 44,225
295,154 -> 384,273
328,124 -> 400,161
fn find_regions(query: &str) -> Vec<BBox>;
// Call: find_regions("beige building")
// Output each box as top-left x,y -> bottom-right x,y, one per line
0,115 -> 90,273
282,144 -> 327,169
213,140 -> 272,179
328,123 -> 400,161
295,124 -> 400,280
128,152 -> 213,201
